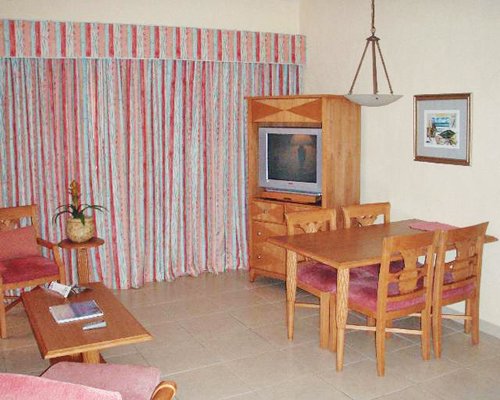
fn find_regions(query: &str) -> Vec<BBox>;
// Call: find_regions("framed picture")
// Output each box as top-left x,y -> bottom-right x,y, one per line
414,93 -> 471,165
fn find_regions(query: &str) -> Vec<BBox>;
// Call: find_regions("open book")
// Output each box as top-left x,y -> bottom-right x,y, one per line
49,300 -> 103,324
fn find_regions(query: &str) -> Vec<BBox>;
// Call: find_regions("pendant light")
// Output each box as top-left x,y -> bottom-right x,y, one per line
344,0 -> 402,107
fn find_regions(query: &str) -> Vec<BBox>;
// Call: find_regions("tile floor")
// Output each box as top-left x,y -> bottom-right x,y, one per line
2,270 -> 500,399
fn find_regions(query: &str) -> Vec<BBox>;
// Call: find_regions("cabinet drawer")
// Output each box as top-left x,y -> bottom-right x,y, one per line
252,221 -> 286,243
251,242 -> 286,269
251,200 -> 284,224
285,204 -> 320,214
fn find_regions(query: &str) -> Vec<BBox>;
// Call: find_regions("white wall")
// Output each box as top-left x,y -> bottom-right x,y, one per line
0,0 -> 300,33
301,0 -> 500,334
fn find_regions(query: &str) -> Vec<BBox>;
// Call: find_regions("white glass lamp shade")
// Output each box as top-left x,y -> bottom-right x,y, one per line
344,94 -> 403,107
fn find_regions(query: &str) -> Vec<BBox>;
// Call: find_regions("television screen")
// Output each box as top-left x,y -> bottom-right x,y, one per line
267,134 -> 317,183
258,127 -> 322,194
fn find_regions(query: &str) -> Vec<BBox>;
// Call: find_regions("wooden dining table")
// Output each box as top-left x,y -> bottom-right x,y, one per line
267,219 -> 497,372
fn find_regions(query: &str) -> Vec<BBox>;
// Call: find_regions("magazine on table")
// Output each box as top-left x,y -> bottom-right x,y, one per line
49,300 -> 104,324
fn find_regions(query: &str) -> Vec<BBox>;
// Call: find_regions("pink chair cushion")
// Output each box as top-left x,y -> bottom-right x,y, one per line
0,372 -> 121,400
350,260 -> 405,279
42,362 -> 161,400
0,226 -> 40,260
0,256 -> 59,284
297,261 -> 337,292
442,283 -> 475,301
349,275 -> 426,312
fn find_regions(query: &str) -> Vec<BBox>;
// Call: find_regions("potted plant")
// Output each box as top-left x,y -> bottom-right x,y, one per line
54,180 -> 106,243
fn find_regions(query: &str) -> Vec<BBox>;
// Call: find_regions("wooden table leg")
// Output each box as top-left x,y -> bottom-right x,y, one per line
82,350 -> 101,364
336,268 -> 350,371
76,248 -> 90,284
286,250 -> 298,341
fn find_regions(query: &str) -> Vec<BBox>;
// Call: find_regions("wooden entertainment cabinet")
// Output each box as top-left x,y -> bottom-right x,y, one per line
247,95 -> 361,281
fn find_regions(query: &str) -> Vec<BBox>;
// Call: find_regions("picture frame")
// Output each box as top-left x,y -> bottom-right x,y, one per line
414,93 -> 471,166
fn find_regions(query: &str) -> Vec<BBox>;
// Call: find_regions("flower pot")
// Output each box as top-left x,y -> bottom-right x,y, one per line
66,217 -> 95,243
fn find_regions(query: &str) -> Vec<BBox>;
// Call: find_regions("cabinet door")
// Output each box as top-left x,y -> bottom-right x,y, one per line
251,221 -> 286,274
251,201 -> 285,224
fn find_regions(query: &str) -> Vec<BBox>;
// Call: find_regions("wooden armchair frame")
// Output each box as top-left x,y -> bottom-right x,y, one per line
0,205 -> 66,338
151,380 -> 177,400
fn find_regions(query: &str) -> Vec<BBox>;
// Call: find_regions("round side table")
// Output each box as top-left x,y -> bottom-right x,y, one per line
58,237 -> 104,284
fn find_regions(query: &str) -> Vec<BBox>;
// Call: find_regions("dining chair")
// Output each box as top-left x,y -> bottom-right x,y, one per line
342,202 -> 397,328
342,230 -> 439,376
342,202 -> 391,229
284,208 -> 338,350
0,205 -> 66,338
432,222 -> 488,358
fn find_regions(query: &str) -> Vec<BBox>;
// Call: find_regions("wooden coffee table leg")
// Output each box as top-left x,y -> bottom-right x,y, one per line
82,350 -> 101,364
336,269 -> 350,372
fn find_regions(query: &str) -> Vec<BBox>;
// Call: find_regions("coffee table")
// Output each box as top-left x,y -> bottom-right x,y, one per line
22,282 -> 152,364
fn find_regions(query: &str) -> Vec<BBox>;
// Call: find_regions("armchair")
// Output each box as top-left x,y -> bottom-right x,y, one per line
0,362 -> 177,399
0,204 -> 66,338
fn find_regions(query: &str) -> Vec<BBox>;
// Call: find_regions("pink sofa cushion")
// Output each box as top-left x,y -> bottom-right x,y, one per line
0,372 -> 121,400
0,226 -> 40,260
297,261 -> 337,292
42,362 -> 161,400
0,256 -> 59,284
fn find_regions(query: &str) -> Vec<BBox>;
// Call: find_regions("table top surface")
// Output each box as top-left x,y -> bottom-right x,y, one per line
268,219 -> 497,270
22,282 -> 152,360
59,237 -> 105,249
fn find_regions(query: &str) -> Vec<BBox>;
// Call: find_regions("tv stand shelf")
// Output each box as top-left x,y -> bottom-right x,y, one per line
247,95 -> 361,282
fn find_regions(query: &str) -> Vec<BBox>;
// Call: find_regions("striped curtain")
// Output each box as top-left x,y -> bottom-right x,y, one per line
0,21 -> 304,288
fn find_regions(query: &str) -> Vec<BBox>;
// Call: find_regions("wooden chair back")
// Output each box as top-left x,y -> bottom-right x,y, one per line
377,230 -> 439,319
0,205 -> 40,236
285,209 -> 337,236
434,222 -> 488,300
342,202 -> 390,228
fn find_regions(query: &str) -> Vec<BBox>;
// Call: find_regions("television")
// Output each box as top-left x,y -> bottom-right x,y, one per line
258,127 -> 322,195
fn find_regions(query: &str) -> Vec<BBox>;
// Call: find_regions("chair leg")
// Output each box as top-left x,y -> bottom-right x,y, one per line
367,317 -> 375,335
432,307 -> 442,358
421,310 -> 431,361
329,295 -> 337,352
375,320 -> 386,376
319,293 -> 330,349
464,299 -> 472,334
470,296 -> 480,345
0,291 -> 6,339
385,320 -> 393,338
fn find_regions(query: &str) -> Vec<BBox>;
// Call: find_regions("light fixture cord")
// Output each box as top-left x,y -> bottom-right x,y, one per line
371,0 -> 376,35
347,0 -> 397,96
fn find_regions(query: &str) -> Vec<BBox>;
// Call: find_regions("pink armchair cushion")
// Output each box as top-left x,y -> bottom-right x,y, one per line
0,372 -> 121,400
0,256 -> 59,284
0,226 -> 40,260
297,261 -> 337,292
42,362 -> 161,400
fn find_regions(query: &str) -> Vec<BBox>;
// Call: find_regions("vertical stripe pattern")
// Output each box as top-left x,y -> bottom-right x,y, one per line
0,57 -> 302,288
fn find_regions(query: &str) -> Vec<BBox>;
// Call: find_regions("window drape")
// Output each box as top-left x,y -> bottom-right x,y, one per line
0,21 -> 304,288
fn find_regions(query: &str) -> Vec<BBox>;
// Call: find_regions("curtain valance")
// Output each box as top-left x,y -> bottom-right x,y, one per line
0,19 -> 305,65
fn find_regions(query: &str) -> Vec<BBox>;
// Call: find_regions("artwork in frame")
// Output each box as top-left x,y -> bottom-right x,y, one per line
414,93 -> 471,166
